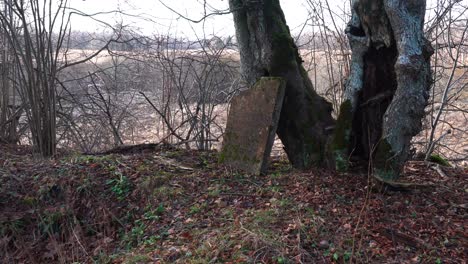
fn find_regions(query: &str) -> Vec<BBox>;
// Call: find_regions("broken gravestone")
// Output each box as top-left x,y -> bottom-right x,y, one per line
220,77 -> 286,175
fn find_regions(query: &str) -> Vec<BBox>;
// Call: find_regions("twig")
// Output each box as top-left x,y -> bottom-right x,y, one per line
158,0 -> 235,24
430,164 -> 448,178
425,129 -> 452,161
218,192 -> 258,197
71,224 -> 89,257
381,228 -> 432,249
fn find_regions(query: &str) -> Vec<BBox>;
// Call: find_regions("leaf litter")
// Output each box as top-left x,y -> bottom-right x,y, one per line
0,144 -> 466,263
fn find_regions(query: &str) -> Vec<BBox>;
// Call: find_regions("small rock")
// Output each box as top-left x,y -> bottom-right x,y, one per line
444,239 -> 458,248
168,246 -> 178,252
319,240 -> 330,249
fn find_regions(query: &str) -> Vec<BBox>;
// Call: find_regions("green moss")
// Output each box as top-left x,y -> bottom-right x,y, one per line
329,100 -> 353,172
299,116 -> 328,168
22,196 -> 37,206
270,32 -> 296,71
334,150 -> 348,172
219,132 -> 260,166
264,0 -> 299,74
373,139 -> 399,180
218,141 -> 240,164
429,154 -> 451,167
331,101 -> 353,150
125,254 -> 152,264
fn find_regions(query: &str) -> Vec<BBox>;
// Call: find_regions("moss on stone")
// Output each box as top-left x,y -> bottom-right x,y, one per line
218,133 -> 238,164
219,140 -> 260,166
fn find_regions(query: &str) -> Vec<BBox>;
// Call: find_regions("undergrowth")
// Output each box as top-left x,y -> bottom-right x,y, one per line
0,146 -> 466,263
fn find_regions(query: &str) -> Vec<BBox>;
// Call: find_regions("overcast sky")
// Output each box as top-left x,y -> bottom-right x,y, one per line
69,0 -> 351,38
69,0 -> 442,38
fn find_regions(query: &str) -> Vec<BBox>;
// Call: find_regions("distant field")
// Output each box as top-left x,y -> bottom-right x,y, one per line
58,48 -> 467,165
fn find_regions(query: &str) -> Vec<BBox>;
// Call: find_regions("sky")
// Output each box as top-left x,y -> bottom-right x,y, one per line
69,0 -> 348,38
69,0 -> 444,38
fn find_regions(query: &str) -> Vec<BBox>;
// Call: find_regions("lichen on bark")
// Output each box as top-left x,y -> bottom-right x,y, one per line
342,0 -> 433,179
376,0 -> 433,179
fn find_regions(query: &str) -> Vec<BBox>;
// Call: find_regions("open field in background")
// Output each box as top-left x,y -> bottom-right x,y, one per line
49,48 -> 468,166
11,46 -> 466,164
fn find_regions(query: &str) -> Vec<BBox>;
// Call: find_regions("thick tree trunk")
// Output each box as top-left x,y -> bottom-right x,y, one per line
332,0 -> 433,179
229,0 -> 335,168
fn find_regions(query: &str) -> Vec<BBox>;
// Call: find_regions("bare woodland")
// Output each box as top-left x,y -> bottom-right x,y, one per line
0,0 -> 467,262
0,0 -> 466,166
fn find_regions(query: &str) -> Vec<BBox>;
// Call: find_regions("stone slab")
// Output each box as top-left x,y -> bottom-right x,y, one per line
220,77 -> 285,175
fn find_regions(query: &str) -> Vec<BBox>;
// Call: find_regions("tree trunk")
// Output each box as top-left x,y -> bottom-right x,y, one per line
229,0 -> 335,168
332,0 -> 433,179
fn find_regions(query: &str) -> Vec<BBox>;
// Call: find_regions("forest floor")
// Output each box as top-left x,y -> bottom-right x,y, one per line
0,144 -> 466,264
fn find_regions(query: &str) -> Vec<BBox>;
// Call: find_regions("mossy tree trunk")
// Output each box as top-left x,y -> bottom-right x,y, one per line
229,0 -> 335,169
332,0 -> 433,179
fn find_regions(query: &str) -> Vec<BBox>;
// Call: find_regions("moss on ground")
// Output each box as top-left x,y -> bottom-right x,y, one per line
429,154 -> 452,167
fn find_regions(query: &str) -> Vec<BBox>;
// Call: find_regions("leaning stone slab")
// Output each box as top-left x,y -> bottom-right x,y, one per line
220,77 -> 286,175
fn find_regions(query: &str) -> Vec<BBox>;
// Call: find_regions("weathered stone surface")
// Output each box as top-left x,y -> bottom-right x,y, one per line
220,77 -> 285,175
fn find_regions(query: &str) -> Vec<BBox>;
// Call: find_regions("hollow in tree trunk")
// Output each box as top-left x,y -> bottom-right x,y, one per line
331,0 -> 433,179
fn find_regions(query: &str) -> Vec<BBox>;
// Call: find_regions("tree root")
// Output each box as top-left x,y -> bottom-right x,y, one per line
372,174 -> 435,191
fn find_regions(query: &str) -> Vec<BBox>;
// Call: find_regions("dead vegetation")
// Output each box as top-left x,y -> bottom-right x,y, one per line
0,0 -> 467,263
0,144 -> 466,263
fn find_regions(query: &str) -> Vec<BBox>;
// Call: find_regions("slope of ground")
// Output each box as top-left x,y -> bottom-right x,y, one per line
0,144 -> 466,263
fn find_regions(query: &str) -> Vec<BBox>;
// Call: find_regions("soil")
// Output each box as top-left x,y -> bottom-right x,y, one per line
0,144 -> 466,263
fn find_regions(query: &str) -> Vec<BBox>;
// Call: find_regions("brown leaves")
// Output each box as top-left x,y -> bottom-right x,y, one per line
1,147 -> 467,263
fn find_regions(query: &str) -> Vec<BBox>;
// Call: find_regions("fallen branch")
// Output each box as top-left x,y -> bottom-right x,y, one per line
381,228 -> 431,249
372,174 -> 435,191
83,143 -> 173,155
154,156 -> 194,171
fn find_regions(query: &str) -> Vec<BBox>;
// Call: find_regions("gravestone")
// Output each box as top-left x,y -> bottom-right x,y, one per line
220,77 -> 285,175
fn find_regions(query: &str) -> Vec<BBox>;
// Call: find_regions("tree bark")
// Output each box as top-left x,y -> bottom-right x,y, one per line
229,0 -> 335,169
332,0 -> 433,179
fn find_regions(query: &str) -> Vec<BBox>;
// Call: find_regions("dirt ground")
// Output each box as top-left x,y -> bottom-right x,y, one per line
0,144 -> 466,263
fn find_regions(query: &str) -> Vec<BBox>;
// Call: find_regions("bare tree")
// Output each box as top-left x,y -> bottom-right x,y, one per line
140,33 -> 238,150
423,0 -> 468,163
0,0 -> 117,156
0,0 -> 22,143
303,0 -> 351,115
